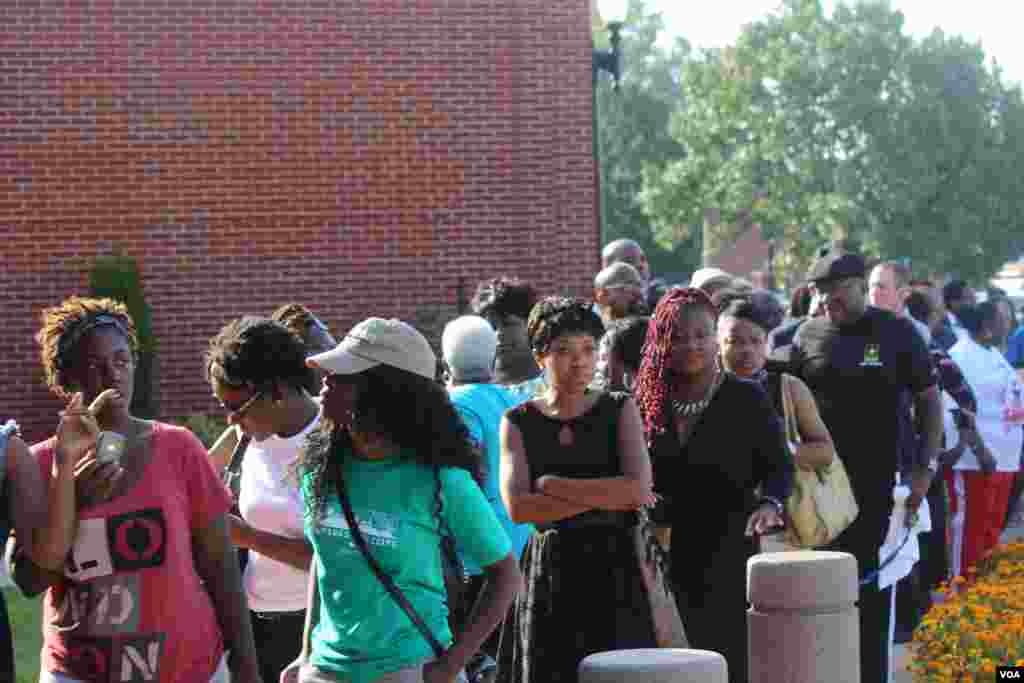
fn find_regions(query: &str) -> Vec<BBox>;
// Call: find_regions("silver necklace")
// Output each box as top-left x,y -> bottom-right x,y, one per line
671,369 -> 722,418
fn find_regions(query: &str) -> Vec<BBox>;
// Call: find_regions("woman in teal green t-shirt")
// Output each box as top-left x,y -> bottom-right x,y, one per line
282,317 -> 523,683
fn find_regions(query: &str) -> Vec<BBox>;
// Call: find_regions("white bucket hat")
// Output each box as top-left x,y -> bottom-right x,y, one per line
307,317 -> 436,381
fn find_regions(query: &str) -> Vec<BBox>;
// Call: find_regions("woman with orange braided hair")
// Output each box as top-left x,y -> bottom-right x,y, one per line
634,287 -> 792,683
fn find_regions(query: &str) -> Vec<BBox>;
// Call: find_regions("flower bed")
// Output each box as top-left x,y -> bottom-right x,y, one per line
911,541 -> 1024,681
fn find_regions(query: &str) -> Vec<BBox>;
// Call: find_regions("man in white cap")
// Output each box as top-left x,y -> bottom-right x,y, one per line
441,315 -> 533,679
689,267 -> 735,299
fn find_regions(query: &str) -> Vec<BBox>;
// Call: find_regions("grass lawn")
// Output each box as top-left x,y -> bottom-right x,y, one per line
5,588 -> 41,683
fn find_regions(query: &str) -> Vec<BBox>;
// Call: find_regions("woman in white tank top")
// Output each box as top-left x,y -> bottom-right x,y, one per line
206,313 -> 333,683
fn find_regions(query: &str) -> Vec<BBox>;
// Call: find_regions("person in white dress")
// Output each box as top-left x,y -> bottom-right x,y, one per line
947,302 -> 1024,578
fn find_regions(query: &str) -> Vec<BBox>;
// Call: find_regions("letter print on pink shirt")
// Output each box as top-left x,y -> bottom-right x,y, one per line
59,507 -> 170,682
65,508 -> 167,580
63,633 -> 167,682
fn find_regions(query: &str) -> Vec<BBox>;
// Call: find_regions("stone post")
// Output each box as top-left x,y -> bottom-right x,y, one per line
747,550 -> 860,683
579,649 -> 728,683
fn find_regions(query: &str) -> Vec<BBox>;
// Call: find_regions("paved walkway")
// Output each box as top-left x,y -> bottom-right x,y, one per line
893,519 -> 1024,682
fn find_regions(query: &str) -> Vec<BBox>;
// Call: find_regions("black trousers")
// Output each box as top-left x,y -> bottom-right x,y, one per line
251,609 -> 306,683
919,473 -> 949,591
824,512 -> 892,683
895,473 -> 949,639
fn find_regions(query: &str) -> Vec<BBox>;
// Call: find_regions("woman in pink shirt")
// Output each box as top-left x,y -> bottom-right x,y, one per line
8,296 -> 262,683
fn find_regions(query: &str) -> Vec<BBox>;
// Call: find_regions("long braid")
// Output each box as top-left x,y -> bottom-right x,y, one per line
633,287 -> 717,445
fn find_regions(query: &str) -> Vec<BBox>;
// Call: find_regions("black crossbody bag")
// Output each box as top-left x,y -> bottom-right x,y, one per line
331,461 -> 466,660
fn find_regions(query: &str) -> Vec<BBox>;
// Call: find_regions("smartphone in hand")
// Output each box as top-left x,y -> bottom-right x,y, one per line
94,431 -> 126,465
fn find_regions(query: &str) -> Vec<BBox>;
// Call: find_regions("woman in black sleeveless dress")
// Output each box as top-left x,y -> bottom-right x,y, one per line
495,297 -> 673,683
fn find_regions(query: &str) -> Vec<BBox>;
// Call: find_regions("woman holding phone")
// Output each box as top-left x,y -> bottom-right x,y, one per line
10,296 -> 261,683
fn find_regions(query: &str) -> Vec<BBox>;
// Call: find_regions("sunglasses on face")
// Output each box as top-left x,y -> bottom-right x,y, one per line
219,389 -> 266,421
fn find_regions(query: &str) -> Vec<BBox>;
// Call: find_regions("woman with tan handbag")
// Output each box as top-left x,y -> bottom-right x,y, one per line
715,293 -> 857,549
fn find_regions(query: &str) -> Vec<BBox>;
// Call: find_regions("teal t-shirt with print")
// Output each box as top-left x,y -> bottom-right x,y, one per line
303,451 -> 511,683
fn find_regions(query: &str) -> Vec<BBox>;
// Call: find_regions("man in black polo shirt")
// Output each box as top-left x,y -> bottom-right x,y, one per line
790,251 -> 942,683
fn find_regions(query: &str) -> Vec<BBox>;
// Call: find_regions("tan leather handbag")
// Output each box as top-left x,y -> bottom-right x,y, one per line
780,374 -> 859,548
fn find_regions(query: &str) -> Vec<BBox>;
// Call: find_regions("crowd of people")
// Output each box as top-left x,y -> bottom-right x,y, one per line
1,237 -> 1022,683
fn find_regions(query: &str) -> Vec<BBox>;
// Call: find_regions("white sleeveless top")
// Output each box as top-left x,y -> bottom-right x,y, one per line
238,412 -> 319,612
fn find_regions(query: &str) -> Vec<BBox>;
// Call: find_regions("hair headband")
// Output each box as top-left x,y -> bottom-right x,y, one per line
57,314 -> 131,370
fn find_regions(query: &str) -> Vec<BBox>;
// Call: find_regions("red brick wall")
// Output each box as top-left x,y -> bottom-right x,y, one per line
1,1 -> 598,443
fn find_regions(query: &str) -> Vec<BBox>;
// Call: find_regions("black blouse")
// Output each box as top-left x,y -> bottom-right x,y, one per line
648,374 -> 792,535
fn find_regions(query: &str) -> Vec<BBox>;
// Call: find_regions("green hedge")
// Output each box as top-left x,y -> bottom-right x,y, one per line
89,252 -> 159,418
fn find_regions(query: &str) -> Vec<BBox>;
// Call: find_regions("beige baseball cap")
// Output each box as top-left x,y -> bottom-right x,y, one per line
306,317 -> 436,381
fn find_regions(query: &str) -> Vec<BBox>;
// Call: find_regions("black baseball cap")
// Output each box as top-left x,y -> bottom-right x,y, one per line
807,251 -> 867,284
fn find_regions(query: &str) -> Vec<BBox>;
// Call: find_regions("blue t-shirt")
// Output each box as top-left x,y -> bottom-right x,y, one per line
504,375 -> 547,403
303,452 -> 510,683
448,383 -> 535,573
1007,327 -> 1024,368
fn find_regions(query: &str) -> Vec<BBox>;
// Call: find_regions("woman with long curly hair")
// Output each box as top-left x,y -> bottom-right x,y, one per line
494,297 -> 671,683
282,317 -> 522,683
634,287 -> 792,683
10,296 -> 261,682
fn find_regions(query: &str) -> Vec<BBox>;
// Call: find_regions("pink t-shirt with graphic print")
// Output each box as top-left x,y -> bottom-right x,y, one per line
33,422 -> 233,683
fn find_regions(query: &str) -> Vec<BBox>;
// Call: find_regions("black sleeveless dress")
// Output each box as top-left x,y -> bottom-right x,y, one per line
495,392 -> 662,683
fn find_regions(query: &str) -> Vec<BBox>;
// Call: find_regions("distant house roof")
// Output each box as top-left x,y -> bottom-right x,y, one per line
709,222 -> 772,282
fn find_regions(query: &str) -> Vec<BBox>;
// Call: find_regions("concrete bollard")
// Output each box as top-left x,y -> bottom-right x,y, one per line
747,550 -> 860,683
578,648 -> 727,683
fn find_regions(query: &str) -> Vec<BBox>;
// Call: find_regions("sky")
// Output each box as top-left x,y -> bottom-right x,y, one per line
652,0 -> 1023,86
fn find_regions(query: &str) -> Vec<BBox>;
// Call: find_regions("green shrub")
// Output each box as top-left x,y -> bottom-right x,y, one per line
89,251 -> 159,418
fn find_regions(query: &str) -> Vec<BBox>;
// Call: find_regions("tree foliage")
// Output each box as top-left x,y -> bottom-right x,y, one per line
594,0 -> 695,279
638,0 -> 1024,284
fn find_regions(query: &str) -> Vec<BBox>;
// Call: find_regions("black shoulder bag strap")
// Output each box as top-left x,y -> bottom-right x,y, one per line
222,432 -> 253,572
223,431 -> 252,506
332,460 -> 446,658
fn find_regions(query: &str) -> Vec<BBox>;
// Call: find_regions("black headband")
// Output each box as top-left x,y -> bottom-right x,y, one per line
57,314 -> 130,369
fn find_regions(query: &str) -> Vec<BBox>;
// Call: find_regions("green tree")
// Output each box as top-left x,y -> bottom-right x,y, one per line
640,0 -> 1024,284
857,28 -> 1024,279
595,0 -> 695,280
